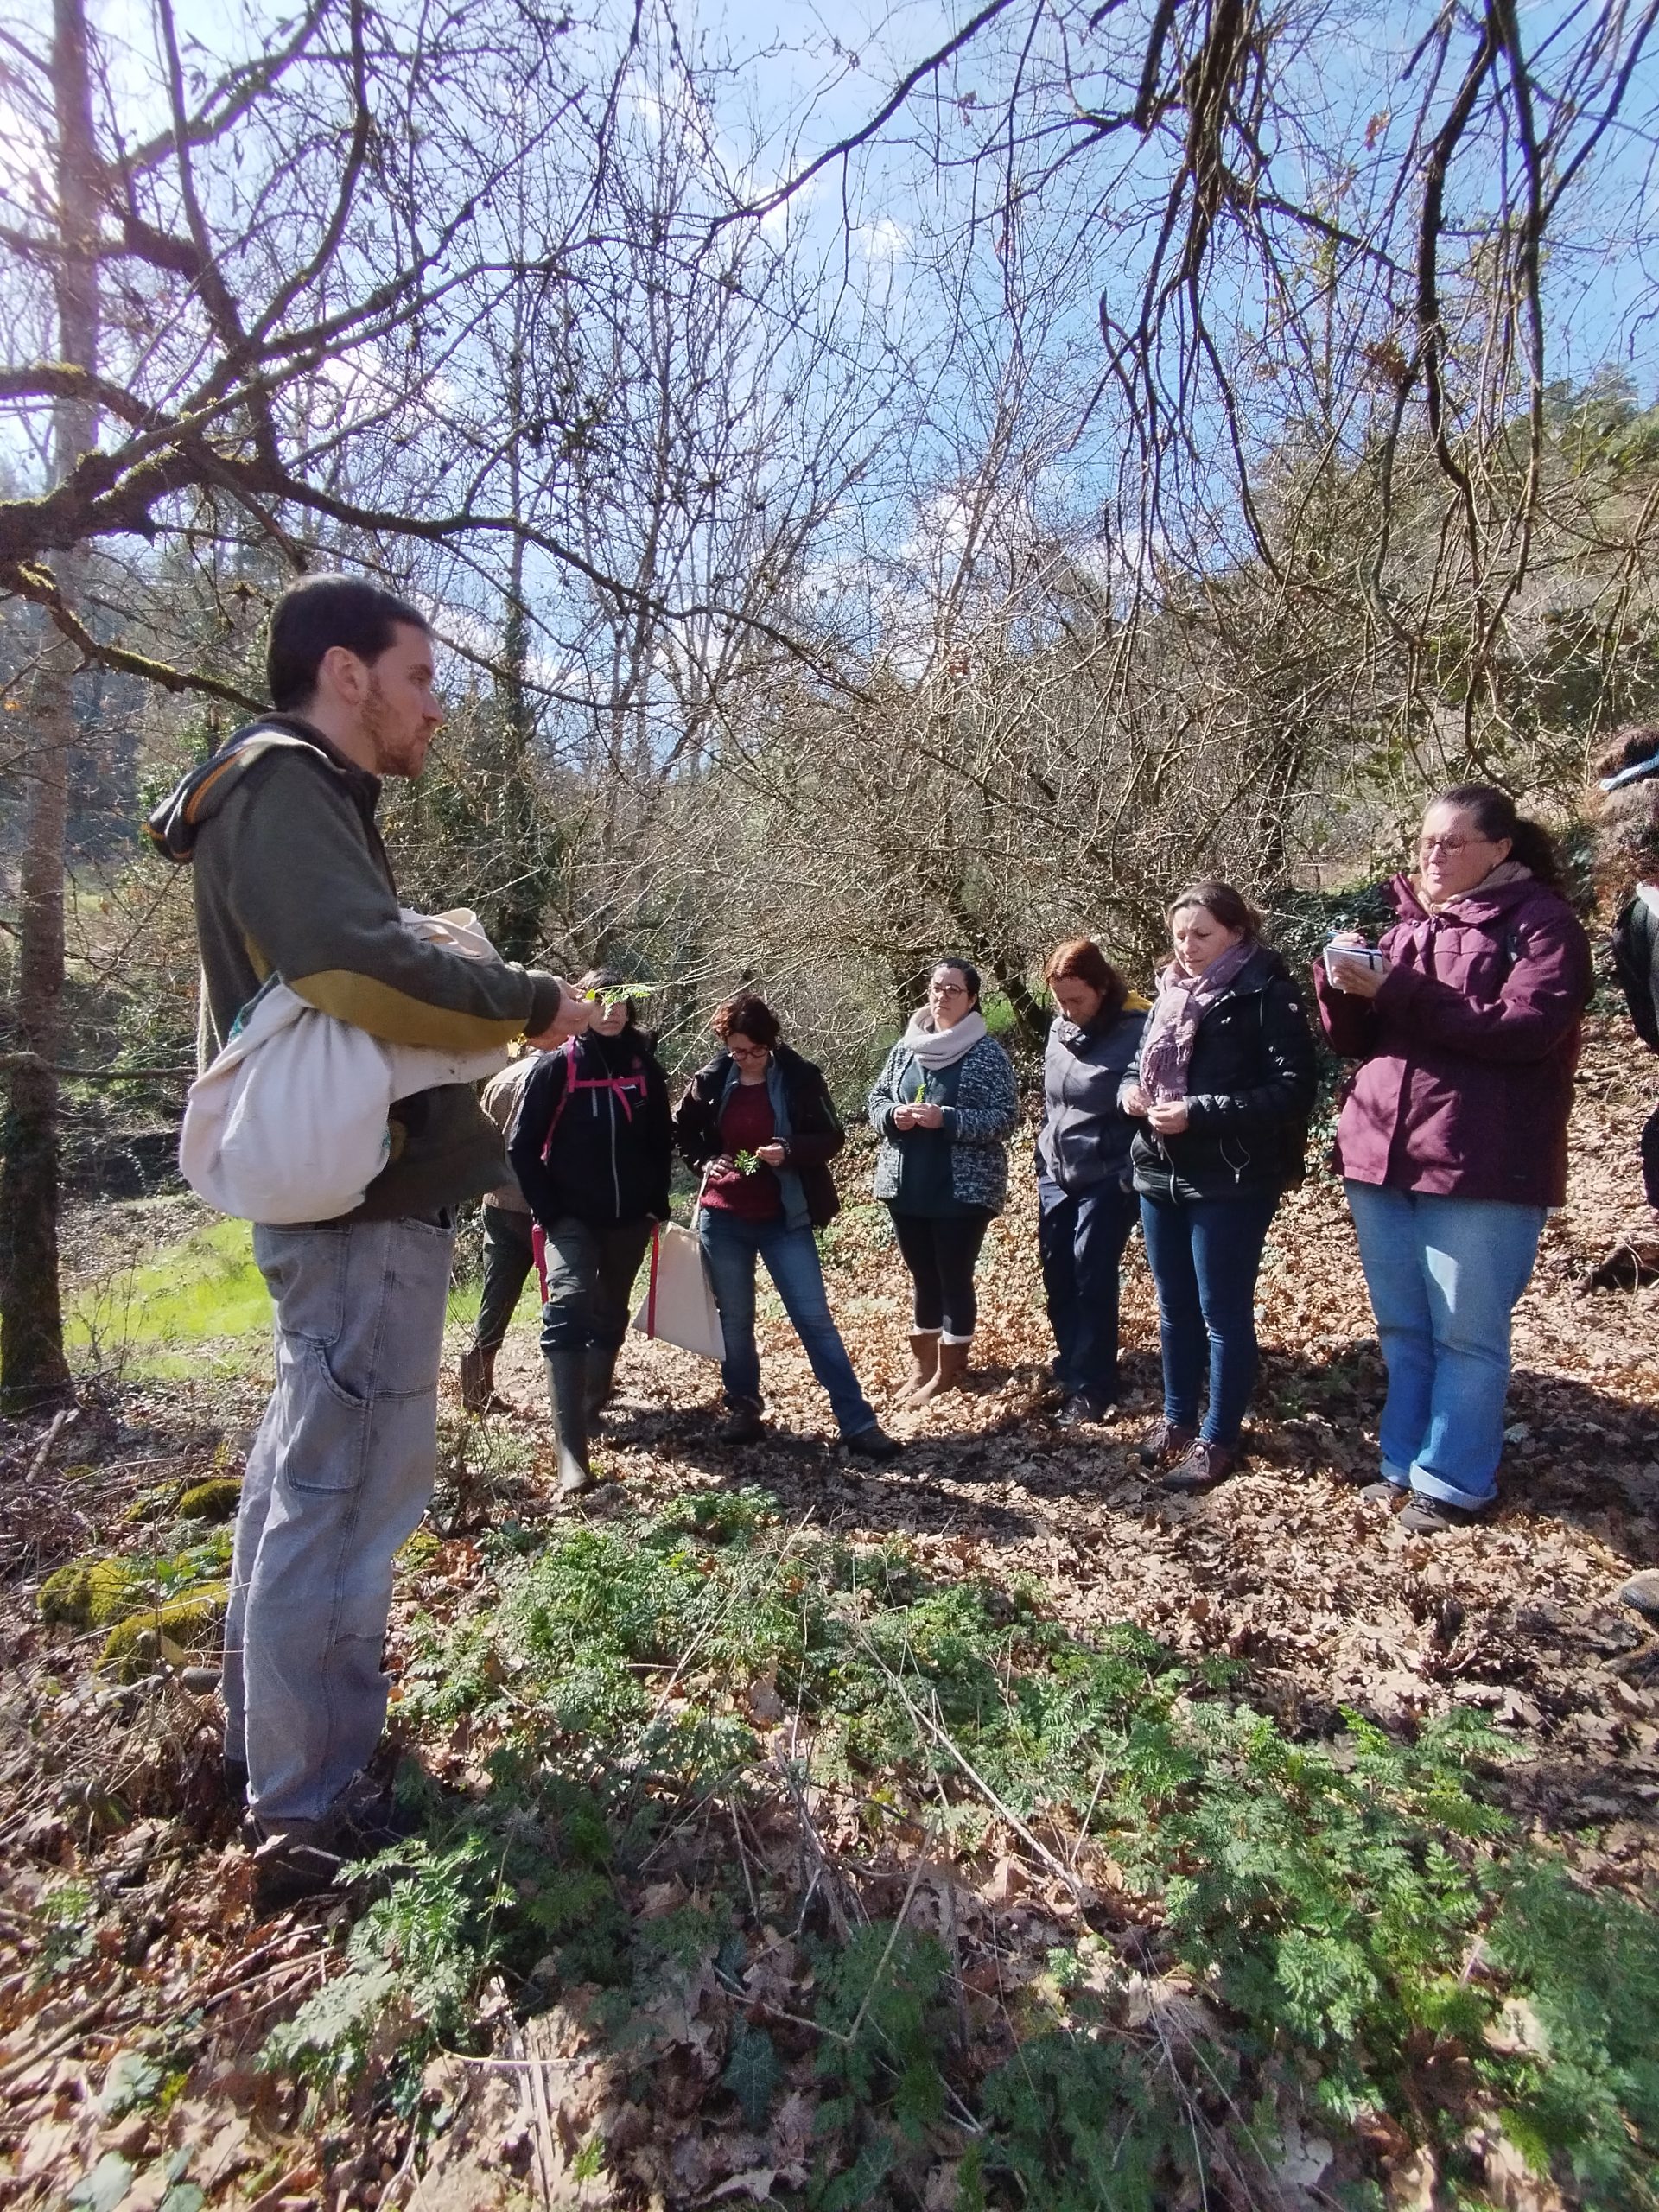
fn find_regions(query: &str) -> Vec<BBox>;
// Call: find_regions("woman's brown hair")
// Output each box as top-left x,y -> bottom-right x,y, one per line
1166,880 -> 1264,939
712,991 -> 781,1050
1044,938 -> 1128,1019
1433,784 -> 1564,892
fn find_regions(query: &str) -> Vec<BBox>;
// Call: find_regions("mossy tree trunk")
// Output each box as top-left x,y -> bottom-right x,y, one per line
0,0 -> 99,1409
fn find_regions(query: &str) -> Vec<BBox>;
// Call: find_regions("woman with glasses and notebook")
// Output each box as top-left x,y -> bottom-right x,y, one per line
1315,785 -> 1592,1534
674,992 -> 900,1461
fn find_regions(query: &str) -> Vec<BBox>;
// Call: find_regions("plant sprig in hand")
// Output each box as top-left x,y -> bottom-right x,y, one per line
591,980 -> 660,1009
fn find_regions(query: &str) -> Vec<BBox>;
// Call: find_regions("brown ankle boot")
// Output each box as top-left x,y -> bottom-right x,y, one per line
911,1335 -> 970,1406
895,1330 -> 940,1406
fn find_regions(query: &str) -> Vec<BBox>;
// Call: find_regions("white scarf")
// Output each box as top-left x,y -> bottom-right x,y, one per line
901,1006 -> 988,1071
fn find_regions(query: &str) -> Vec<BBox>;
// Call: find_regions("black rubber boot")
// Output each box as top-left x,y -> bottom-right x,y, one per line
584,1343 -> 620,1421
718,1397 -> 765,1445
544,1349 -> 596,1496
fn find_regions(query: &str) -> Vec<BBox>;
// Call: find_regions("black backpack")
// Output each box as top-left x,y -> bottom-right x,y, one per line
1611,899 -> 1659,1052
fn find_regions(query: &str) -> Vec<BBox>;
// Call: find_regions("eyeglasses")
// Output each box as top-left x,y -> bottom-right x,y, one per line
930,982 -> 970,999
728,1039 -> 770,1060
1418,832 -> 1493,856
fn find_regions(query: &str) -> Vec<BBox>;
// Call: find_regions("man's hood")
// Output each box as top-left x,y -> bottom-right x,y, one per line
143,715 -> 354,862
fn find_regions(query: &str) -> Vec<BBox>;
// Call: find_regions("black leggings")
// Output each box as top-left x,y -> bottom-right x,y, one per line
889,1210 -> 991,1338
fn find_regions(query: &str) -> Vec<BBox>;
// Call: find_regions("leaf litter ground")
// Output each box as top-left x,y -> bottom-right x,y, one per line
2,1018 -> 1656,2212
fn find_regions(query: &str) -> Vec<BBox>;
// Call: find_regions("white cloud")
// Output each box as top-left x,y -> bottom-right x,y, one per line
859,216 -> 911,264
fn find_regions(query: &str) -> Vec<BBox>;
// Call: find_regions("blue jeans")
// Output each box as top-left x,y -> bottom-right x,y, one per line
228,1215 -> 454,1823
1039,1176 -> 1137,1400
697,1208 -> 877,1438
1345,1181 -> 1545,1509
1139,1188 -> 1280,1445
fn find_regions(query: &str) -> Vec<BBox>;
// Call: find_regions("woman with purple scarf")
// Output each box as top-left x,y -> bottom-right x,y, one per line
1121,882 -> 1318,1492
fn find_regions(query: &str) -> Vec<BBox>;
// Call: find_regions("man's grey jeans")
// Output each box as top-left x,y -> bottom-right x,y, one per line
225,1214 -> 454,1823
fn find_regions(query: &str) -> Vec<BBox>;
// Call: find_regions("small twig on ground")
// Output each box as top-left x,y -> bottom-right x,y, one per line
729,1799 -> 760,1918
26,1408 -> 79,1482
771,1753 -> 858,1938
0,1984 -> 126,2088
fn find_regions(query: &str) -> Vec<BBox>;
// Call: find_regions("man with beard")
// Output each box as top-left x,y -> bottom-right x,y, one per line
149,575 -> 588,1906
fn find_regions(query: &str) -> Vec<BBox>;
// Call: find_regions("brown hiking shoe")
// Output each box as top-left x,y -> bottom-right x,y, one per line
1162,1439 -> 1243,1493
459,1344 -> 493,1414
1138,1416 -> 1198,1469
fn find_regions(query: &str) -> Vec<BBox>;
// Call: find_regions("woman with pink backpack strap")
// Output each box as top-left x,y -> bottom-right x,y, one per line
508,968 -> 674,1495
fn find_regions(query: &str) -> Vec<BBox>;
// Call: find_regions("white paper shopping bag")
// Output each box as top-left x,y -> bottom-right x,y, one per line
630,1223 -> 726,1362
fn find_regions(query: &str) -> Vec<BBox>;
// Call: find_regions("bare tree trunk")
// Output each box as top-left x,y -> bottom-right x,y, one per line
0,0 -> 99,1408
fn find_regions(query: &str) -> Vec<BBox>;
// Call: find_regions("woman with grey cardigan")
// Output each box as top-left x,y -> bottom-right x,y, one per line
868,958 -> 1020,1404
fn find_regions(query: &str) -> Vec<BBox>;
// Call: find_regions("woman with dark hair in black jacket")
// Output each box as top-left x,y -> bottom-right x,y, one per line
675,993 -> 899,1460
1036,938 -> 1147,1424
1121,882 -> 1318,1493
508,968 -> 672,1497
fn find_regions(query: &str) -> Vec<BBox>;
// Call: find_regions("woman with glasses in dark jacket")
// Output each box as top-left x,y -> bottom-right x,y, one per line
1122,883 -> 1318,1494
1035,938 -> 1147,1425
675,992 -> 899,1461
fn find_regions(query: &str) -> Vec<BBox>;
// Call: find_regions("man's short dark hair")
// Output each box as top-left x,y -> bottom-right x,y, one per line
266,575 -> 430,711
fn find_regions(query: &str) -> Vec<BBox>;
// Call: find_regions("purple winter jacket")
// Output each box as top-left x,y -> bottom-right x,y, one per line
1313,871 -> 1592,1206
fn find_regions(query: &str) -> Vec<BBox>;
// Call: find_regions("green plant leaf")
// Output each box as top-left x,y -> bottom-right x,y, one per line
67,2154 -> 133,2212
722,2021 -> 781,2127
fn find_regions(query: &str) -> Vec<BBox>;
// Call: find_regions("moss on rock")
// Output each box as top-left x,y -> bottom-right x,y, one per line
176,1477 -> 243,1523
399,1529 -> 442,1569
38,1557 -> 148,1629
100,1584 -> 230,1679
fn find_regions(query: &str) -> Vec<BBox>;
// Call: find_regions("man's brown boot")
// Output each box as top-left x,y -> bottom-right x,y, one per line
895,1330 -> 940,1407
911,1334 -> 970,1407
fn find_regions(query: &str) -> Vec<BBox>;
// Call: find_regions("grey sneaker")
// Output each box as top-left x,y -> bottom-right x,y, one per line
1398,1493 -> 1490,1535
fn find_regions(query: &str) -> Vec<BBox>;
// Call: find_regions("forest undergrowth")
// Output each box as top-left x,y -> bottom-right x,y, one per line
1,1020 -> 1656,2212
